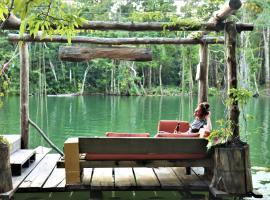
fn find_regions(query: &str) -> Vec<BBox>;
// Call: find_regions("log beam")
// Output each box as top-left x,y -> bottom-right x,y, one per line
20,42 -> 29,149
59,46 -> 152,62
208,0 -> 242,24
8,34 -> 224,45
2,17 -> 253,32
226,22 -> 240,137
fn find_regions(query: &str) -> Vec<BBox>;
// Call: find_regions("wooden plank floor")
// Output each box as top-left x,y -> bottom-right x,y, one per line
4,154 -> 210,194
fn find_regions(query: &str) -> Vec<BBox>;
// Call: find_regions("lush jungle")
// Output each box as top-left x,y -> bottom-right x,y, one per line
0,0 -> 269,98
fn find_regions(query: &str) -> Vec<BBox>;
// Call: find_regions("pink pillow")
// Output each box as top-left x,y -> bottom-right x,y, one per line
155,132 -> 199,138
106,132 -> 150,137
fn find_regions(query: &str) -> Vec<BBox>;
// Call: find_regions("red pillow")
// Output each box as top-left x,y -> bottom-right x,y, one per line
106,132 -> 150,137
158,120 -> 190,133
154,132 -> 199,138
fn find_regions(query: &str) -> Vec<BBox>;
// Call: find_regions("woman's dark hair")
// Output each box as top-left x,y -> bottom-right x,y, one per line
198,102 -> 210,118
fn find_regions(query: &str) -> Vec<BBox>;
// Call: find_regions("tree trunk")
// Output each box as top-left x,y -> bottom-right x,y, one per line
81,63 -> 91,94
181,49 -> 186,95
129,62 -> 141,96
148,67 -> 152,89
159,64 -> 163,95
239,31 -> 250,88
20,42 -> 29,149
188,50 -> 194,95
59,46 -> 152,62
263,27 -> 270,94
198,43 -> 208,103
226,22 -> 240,138
110,66 -> 115,94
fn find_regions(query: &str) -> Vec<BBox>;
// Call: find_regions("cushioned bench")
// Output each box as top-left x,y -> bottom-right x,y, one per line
62,137 -> 212,184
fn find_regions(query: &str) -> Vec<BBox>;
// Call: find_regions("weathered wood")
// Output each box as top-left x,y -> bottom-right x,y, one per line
191,0 -> 242,39
43,167 -> 65,189
8,34 -> 224,45
210,146 -> 253,195
64,138 -> 80,185
153,167 -> 183,189
78,137 -> 208,154
208,0 -> 242,24
226,22 -> 240,137
19,154 -> 60,190
91,168 -> 114,190
114,168 -> 136,189
58,158 -> 213,168
10,149 -> 36,176
81,168 -> 93,185
0,143 -> 13,193
0,146 -> 51,200
20,42 -> 29,149
2,135 -> 21,154
59,46 -> 152,62
172,167 -> 209,190
133,168 -> 160,189
198,43 -> 208,103
0,14 -> 21,30
1,16 -> 253,32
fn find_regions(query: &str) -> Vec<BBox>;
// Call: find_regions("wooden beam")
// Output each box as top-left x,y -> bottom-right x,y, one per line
0,14 -> 21,30
2,16 -> 253,32
8,34 -> 224,45
198,43 -> 209,103
59,46 -> 152,62
226,22 -> 240,137
208,0 -> 242,24
190,0 -> 243,39
20,42 -> 29,149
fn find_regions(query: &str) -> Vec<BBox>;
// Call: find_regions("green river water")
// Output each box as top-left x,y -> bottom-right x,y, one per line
0,95 -> 269,199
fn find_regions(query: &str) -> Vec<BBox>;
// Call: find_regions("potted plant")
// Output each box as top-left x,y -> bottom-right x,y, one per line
208,88 -> 254,196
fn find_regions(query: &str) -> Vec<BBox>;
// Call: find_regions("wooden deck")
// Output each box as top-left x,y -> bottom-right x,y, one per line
0,148 -> 211,200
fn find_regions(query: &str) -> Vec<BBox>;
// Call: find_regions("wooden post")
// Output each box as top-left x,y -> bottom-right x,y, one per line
0,143 -> 13,193
64,138 -> 81,184
20,42 -> 29,149
226,22 -> 240,137
198,43 -> 209,103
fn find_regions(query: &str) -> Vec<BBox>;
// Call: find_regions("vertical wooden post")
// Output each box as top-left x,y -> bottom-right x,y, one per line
20,42 -> 29,149
0,142 -> 13,193
198,43 -> 209,103
64,138 -> 81,184
226,22 -> 240,137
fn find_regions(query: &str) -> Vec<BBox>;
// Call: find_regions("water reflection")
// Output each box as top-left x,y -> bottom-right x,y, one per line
1,95 -> 270,199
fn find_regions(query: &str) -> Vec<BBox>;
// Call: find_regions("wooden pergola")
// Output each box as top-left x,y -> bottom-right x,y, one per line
3,0 -> 252,151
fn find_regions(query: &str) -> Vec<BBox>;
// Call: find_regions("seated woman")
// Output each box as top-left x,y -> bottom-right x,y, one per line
189,102 -> 212,137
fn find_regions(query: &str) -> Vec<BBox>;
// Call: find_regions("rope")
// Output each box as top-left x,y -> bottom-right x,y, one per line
28,118 -> 64,156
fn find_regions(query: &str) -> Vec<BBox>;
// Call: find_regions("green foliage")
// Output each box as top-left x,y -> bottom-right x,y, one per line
207,119 -> 233,149
226,88 -> 252,106
208,87 -> 220,96
0,135 -> 9,145
1,0 -> 87,43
